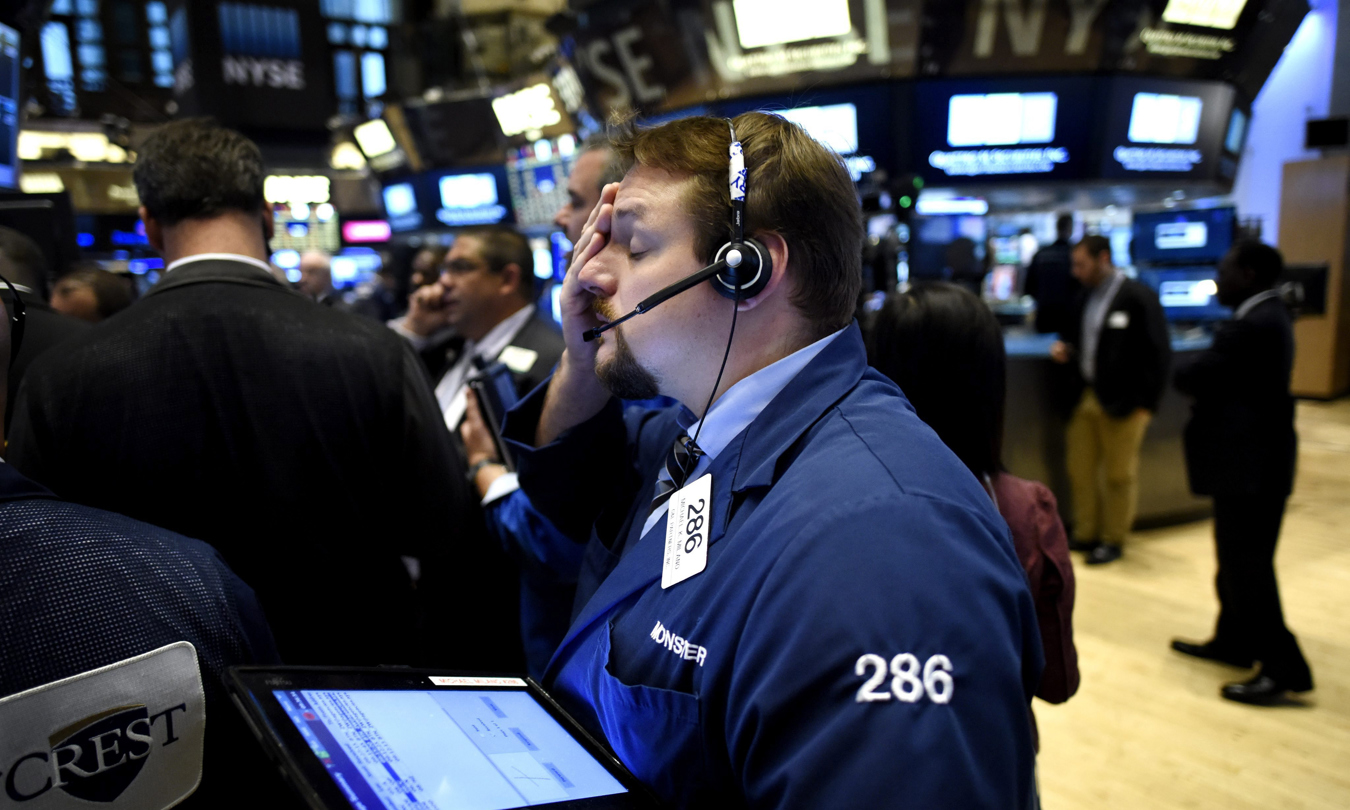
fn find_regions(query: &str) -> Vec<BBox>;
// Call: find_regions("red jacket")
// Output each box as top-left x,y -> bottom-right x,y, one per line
992,473 -> 1080,706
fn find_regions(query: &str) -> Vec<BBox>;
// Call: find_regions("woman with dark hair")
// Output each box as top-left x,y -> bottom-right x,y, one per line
870,282 -> 1080,744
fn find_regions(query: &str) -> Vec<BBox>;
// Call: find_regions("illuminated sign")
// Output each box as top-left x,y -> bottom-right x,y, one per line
264,175 -> 331,205
948,93 -> 1057,147
1161,0 -> 1248,30
218,2 -> 305,90
353,118 -> 397,157
731,0 -> 853,49
1128,93 -> 1203,145
343,220 -> 392,243
436,172 -> 508,226
492,83 -> 563,138
779,103 -> 858,155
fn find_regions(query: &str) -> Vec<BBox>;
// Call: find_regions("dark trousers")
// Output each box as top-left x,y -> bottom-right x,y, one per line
1211,494 -> 1313,690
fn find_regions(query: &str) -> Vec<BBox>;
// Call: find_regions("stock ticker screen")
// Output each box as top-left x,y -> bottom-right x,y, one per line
274,688 -> 627,810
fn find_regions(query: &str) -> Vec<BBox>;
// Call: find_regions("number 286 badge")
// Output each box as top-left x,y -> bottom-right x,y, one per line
662,474 -> 712,589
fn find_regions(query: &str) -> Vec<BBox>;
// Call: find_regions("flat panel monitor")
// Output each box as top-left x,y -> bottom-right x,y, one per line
506,135 -> 576,229
719,83 -> 904,179
914,78 -> 1095,182
432,166 -> 512,227
1132,207 -> 1235,265
1137,267 -> 1232,322
331,247 -> 381,289
1101,78 -> 1238,181
0,23 -> 19,190
382,180 -> 424,232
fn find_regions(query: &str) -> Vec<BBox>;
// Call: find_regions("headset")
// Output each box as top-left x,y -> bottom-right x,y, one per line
582,119 -> 773,343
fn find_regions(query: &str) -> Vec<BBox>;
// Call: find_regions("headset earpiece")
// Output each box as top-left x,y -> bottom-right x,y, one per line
712,238 -> 772,301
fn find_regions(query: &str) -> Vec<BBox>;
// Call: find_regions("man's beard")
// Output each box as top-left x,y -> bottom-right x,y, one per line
592,300 -> 661,401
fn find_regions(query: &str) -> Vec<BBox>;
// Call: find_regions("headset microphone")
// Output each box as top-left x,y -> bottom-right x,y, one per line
582,259 -> 728,342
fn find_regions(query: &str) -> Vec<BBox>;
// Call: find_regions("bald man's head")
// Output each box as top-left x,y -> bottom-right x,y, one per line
297,251 -> 333,298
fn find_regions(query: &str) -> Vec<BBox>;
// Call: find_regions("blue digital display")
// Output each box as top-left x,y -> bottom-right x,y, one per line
274,689 -> 627,810
913,78 -> 1094,182
1137,267 -> 1232,322
1132,207 -> 1235,265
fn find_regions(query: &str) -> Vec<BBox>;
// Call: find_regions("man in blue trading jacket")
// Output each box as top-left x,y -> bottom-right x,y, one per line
501,112 -> 1042,808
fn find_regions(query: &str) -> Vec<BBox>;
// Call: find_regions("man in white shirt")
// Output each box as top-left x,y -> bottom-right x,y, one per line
391,226 -> 563,433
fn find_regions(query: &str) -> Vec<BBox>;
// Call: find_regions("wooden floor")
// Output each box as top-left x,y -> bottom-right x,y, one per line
1037,398 -> 1350,809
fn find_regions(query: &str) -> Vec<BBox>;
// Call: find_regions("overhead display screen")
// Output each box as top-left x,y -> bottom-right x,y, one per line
0,23 -> 19,190
1100,78 -> 1238,181
382,181 -> 423,232
914,78 -> 1094,182
778,102 -> 858,155
433,166 -> 511,227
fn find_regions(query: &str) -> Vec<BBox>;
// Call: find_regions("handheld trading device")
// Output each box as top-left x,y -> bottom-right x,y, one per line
225,667 -> 660,810
468,358 -> 520,471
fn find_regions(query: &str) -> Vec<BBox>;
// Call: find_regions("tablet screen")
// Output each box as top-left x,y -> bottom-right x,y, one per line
273,688 -> 628,810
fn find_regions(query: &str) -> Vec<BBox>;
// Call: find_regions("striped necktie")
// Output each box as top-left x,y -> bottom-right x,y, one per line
649,433 -> 704,519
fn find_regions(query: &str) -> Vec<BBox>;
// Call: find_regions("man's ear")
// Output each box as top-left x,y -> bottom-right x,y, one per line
139,206 -> 164,253
261,202 -> 275,242
500,263 -> 524,297
738,231 -> 789,311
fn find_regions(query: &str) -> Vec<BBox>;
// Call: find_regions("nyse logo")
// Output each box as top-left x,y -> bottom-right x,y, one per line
2,703 -> 187,802
222,56 -> 305,89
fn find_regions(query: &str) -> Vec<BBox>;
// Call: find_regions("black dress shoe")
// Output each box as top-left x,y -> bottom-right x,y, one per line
1221,674 -> 1308,706
1170,639 -> 1254,668
1085,543 -> 1122,565
1068,538 -> 1101,553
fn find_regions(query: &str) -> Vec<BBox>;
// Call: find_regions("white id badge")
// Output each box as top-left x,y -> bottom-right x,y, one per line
662,473 -> 712,589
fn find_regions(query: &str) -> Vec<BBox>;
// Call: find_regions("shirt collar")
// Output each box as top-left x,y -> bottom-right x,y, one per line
165,253 -> 275,275
466,304 -> 535,361
681,326 -> 848,461
1235,289 -> 1281,320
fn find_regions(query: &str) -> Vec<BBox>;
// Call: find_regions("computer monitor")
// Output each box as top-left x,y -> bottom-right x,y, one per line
1132,207 -> 1235,265
1137,267 -> 1232,322
382,180 -> 424,232
432,166 -> 511,227
0,195 -> 82,287
0,23 -> 19,190
331,247 -> 382,289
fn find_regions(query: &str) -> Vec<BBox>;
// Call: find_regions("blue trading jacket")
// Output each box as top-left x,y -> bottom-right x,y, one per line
504,323 -> 1043,809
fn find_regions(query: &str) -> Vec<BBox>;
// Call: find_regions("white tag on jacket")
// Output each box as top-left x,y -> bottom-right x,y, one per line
498,345 -> 539,374
1107,310 -> 1130,329
662,474 -> 712,589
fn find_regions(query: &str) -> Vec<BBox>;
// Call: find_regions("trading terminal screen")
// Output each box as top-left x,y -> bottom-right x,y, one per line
274,688 -> 628,810
0,23 -> 20,189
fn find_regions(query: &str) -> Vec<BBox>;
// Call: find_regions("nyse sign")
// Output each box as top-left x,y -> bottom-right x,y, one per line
222,56 -> 305,89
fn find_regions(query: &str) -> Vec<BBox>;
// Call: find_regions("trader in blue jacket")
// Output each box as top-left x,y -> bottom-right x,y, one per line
502,112 -> 1042,808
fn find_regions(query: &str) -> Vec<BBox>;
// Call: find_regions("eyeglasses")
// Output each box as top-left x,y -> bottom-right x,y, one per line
0,273 -> 26,367
442,258 -> 490,278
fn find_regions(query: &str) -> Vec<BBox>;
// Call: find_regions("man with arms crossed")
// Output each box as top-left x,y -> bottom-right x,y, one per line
501,113 -> 1041,807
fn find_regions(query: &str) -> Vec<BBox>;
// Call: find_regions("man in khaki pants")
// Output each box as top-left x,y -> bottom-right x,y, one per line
1051,236 -> 1170,565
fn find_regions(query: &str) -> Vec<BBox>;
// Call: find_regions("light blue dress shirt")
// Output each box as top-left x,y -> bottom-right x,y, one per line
639,326 -> 847,537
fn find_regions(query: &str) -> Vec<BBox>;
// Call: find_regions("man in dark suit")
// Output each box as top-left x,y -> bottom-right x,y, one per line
6,119 -> 516,670
390,225 -> 564,428
1170,241 -> 1313,705
0,226 -> 90,429
0,296 -> 287,809
1024,213 -> 1082,335
1051,235 -> 1171,565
